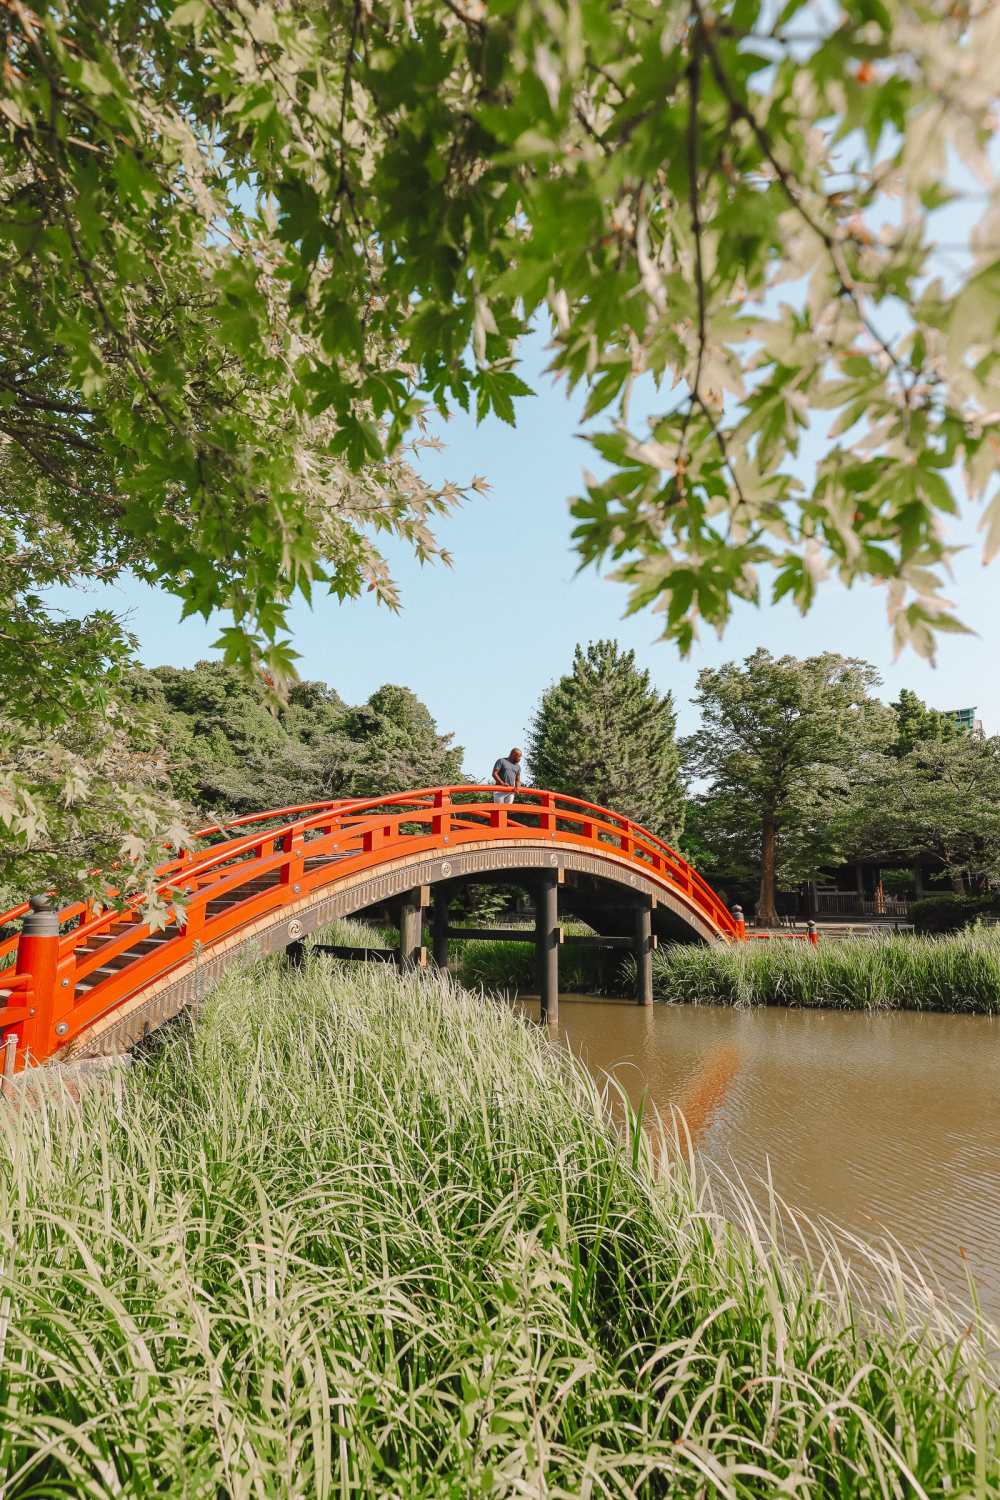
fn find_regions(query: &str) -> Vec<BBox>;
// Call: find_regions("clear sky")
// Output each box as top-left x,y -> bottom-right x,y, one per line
53,332 -> 997,778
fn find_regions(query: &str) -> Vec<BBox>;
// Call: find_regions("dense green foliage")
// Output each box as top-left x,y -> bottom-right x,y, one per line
5,0 -> 1000,668
0,572 -> 189,914
652,931 -> 1000,1013
849,729 -> 1000,895
910,894 -> 1000,934
687,677 -> 1000,914
129,662 -> 463,820
683,650 -> 890,923
527,640 -> 684,842
2,960 -> 996,1492
456,933 -> 620,997
0,654 -> 191,916
889,690 -> 964,758
124,664 -> 344,819
0,661 -> 461,905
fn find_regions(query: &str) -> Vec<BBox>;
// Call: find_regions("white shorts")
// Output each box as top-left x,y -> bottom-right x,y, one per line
493,791 -> 514,804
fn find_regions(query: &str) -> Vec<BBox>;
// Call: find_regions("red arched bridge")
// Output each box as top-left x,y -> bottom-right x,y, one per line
0,786 -> 743,1075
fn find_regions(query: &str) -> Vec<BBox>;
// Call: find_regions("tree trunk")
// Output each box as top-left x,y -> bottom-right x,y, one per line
950,869 -> 966,896
757,814 -> 778,927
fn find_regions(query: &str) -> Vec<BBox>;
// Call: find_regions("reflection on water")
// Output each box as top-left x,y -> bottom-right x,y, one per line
674,1044 -> 742,1146
517,997 -> 1000,1324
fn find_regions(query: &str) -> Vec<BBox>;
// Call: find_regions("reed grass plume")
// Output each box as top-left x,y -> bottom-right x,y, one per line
1,958 -> 996,1493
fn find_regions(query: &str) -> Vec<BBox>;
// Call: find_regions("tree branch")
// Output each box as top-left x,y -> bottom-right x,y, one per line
690,0 -> 911,419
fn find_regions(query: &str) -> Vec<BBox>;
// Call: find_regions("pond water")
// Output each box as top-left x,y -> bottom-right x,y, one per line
517,997 -> 1000,1326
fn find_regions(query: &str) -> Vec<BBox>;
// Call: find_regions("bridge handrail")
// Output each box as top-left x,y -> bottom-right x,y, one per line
1,783 -> 715,920
0,800 -> 368,949
185,786 -> 723,911
4,787 -> 735,945
253,796 -> 726,917
71,785 -> 733,951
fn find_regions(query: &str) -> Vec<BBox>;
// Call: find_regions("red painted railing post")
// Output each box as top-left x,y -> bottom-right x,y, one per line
14,895 -> 61,1063
731,904 -> 747,941
280,829 -> 306,896
431,790 -> 451,841
183,890 -> 206,947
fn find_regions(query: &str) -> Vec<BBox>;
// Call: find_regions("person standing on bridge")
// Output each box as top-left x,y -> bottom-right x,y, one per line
492,748 -> 523,803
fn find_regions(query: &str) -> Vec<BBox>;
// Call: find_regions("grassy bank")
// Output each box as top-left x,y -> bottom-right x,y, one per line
1,960 -> 997,1493
454,920 -> 632,996
456,934 -> 623,995
309,920 -> 620,995
652,929 -> 1000,1013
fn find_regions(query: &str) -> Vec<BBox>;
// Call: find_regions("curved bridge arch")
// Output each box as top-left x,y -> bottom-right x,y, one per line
0,787 -> 739,1069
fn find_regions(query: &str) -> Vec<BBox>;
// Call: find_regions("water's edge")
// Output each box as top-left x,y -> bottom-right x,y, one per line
518,996 -> 1000,1325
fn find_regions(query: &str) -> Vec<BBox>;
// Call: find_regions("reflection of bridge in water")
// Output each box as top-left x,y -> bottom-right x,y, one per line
0,787 -> 740,1073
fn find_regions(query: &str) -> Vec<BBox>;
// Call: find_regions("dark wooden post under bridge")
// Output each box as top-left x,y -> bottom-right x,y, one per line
398,886 -> 428,968
536,869 -> 560,1025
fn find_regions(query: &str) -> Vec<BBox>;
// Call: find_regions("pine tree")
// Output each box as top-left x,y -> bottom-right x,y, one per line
527,641 -> 683,843
889,689 -> 963,757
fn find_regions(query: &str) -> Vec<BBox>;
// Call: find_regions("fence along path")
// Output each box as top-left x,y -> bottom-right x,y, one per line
0,786 -> 739,1072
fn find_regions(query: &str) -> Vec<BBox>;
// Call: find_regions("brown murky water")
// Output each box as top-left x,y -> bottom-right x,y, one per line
519,997 -> 1000,1325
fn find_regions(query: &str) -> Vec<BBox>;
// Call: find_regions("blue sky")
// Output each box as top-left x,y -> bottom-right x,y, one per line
54,333 -> 997,778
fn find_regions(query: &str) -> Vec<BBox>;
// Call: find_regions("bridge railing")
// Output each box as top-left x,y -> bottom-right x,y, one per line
1,787 -> 739,1067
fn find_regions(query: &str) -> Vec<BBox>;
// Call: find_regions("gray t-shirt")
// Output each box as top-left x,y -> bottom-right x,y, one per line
493,757 -> 520,786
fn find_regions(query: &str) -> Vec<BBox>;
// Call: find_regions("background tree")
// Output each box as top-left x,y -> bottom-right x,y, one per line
685,773 -> 870,914
323,686 -> 464,800
123,665 -> 345,820
527,640 -> 684,842
846,696 -> 1000,894
124,663 -> 462,819
888,690 -> 963,758
2,653 -> 464,902
0,686 -> 189,916
0,514 -> 191,908
684,651 -> 890,925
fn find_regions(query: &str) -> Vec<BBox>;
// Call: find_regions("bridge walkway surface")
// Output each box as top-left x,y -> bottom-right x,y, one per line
0,787 -> 740,1075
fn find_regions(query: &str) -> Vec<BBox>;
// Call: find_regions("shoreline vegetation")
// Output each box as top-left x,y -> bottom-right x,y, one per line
649,930 -> 1000,1015
1,958 -> 997,1493
459,929 -> 1000,1016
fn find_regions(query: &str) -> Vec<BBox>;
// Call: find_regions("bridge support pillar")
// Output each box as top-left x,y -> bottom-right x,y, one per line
634,899 -> 653,1007
399,886 -> 428,968
536,870 -> 559,1025
432,887 -> 450,970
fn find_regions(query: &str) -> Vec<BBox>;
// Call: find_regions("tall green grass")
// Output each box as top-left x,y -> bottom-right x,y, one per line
455,920 -> 631,996
2,960 -> 997,1492
307,919 -> 624,996
310,916 -> 399,948
456,936 -> 624,995
651,928 -> 1000,1013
